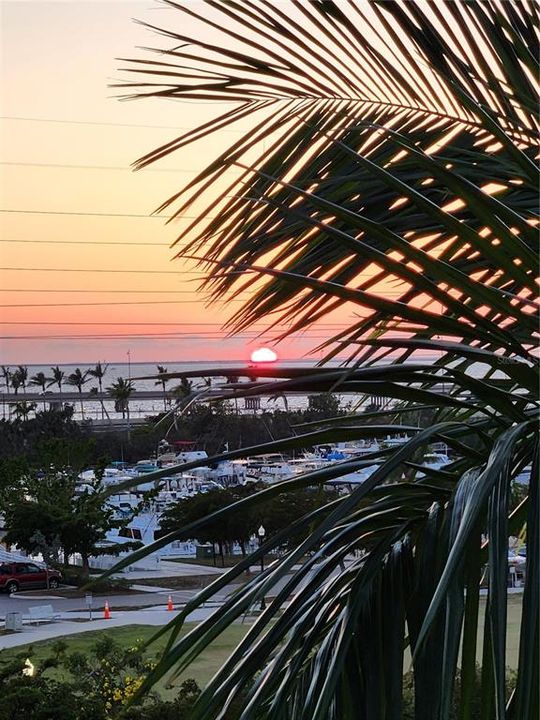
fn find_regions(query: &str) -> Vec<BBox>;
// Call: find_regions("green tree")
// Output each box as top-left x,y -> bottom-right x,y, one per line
66,368 -> 90,419
160,487 -> 247,565
108,377 -> 133,420
88,362 -> 108,419
0,639 -> 202,719
16,365 -> 28,394
174,376 -> 193,403
30,371 -> 50,409
116,4 -> 540,714
10,401 -> 37,421
49,365 -> 65,393
3,465 -> 125,576
9,369 -> 22,396
155,365 -> 169,411
1,365 -> 11,391
1,366 -> 11,419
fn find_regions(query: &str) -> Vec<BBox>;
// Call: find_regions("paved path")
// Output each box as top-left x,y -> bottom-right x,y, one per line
0,605 -> 224,650
112,559 -> 225,580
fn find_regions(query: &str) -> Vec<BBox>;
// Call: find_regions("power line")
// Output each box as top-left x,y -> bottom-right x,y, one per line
0,289 -> 211,294
0,321 -> 348,327
0,115 -> 243,132
0,209 -> 180,219
0,300 -> 241,308
0,333 -> 332,341
1,161 -> 207,174
0,268 -> 211,275
1,239 -> 171,246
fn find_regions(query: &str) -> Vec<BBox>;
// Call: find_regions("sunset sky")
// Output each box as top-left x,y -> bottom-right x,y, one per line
1,0 -> 357,365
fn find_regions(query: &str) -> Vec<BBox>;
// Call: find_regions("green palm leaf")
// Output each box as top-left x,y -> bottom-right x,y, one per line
109,2 -> 540,717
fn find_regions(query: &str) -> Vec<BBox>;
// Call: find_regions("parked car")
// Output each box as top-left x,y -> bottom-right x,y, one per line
0,562 -> 62,594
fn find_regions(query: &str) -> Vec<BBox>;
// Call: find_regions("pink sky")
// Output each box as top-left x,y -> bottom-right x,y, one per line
0,1 -> 362,365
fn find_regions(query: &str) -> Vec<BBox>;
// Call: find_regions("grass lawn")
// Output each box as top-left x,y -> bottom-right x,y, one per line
481,594 -> 522,668
0,623 -> 249,696
1,595 -> 523,698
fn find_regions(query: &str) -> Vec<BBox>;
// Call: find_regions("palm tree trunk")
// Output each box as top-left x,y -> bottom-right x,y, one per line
79,388 -> 84,419
98,378 -> 104,419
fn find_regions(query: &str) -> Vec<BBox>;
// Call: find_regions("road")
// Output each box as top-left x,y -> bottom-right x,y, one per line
0,588 -> 200,619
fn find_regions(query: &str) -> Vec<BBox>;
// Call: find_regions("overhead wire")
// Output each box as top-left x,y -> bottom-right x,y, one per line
0,321 -> 352,327
0,209 -> 187,219
0,268 -> 211,274
0,115 -> 244,131
1,161 -> 203,173
0,332 -> 336,341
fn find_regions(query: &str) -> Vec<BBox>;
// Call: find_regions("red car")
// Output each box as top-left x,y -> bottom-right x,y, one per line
0,562 -> 62,594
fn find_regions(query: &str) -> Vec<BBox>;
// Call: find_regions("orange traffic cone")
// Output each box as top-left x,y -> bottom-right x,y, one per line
103,601 -> 111,620
167,595 -> 174,612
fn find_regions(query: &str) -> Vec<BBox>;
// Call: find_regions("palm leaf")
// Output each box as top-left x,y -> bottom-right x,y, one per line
111,2 -> 540,717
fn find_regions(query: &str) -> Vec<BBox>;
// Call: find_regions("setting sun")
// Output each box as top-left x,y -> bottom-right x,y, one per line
250,347 -> 278,363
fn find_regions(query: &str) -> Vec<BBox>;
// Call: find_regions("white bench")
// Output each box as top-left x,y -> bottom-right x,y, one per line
26,605 -> 61,625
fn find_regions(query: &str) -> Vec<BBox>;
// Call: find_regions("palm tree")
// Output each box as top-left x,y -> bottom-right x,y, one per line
108,377 -> 133,420
10,400 -> 37,421
174,376 -> 193,400
16,365 -> 28,394
30,371 -> 49,409
155,365 -> 169,411
1,366 -> 11,393
49,366 -> 65,394
65,368 -> 89,419
1,366 -> 11,418
10,370 -> 22,396
116,3 -> 539,718
88,361 -> 108,419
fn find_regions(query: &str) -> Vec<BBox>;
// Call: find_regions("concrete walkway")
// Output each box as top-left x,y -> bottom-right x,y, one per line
112,560 -> 225,580
0,605 -> 223,650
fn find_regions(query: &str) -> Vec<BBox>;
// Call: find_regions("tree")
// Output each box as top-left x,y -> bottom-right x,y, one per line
108,377 -> 133,420
1,365 -> 11,419
155,365 -> 169,411
88,362 -> 108,419
1,365 -> 11,393
174,376 -> 193,402
66,368 -> 89,419
0,637 -> 202,719
115,4 -> 539,716
16,365 -> 28,394
10,369 -> 22,396
10,401 -> 37,421
49,365 -> 65,393
3,465 -> 127,576
160,488 -> 249,566
30,371 -> 50,409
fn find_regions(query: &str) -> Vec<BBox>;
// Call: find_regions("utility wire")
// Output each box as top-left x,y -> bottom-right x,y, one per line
1,161 -> 241,175
0,209 -> 185,219
1,239 -> 171,246
0,289 -> 219,294
0,301 -> 240,308
0,268 -> 212,274
0,333 -> 333,341
0,115 -> 243,132
1,161 -> 196,173
0,321 -> 349,327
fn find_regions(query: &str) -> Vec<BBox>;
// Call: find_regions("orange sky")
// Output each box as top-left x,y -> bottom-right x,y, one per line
1,0 -> 360,365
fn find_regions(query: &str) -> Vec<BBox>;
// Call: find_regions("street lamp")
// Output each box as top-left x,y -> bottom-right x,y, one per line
258,524 -> 266,611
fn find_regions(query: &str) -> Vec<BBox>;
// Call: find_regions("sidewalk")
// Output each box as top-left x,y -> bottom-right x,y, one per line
111,560 -> 225,580
0,605 -> 221,650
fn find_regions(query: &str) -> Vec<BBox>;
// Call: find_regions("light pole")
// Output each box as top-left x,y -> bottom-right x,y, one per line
258,524 -> 266,611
